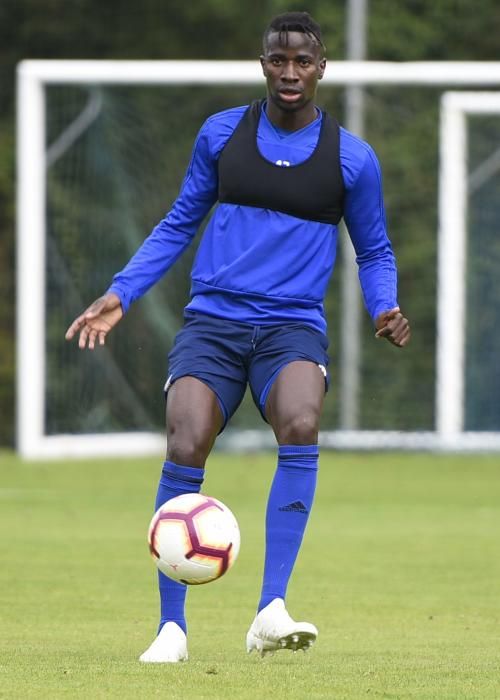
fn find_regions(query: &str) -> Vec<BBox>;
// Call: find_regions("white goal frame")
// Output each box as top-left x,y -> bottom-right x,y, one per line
437,91 -> 500,446
16,60 -> 500,458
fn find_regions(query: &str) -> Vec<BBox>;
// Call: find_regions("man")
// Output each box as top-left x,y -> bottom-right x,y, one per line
65,11 -> 410,663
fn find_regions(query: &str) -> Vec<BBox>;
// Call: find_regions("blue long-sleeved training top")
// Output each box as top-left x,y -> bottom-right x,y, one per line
108,102 -> 397,334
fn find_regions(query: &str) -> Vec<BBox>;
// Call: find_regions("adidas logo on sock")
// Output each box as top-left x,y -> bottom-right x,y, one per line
278,500 -> 309,514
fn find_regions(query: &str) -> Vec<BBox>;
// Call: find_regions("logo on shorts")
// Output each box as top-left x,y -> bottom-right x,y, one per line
318,364 -> 327,378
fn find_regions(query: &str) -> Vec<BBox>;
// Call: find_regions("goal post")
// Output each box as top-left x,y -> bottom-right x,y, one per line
437,91 -> 500,447
16,60 -> 500,458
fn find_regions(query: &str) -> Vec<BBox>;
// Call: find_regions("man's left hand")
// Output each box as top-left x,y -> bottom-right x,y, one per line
375,307 -> 411,347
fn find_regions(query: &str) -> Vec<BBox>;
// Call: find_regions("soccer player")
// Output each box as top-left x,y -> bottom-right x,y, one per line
65,11 -> 410,662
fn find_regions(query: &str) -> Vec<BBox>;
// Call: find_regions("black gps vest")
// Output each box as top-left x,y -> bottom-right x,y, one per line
218,99 -> 345,225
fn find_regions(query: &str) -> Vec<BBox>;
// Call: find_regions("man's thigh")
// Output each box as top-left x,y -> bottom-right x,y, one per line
264,360 -> 326,443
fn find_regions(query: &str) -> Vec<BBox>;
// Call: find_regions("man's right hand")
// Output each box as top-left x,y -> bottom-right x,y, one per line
65,292 -> 124,349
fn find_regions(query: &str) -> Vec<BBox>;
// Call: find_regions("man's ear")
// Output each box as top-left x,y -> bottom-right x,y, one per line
260,55 -> 267,77
318,57 -> 327,80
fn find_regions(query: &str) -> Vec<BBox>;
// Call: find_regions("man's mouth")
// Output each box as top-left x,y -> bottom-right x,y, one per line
278,88 -> 303,103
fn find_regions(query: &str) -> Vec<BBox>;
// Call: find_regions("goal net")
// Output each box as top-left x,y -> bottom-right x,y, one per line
16,61 -> 500,457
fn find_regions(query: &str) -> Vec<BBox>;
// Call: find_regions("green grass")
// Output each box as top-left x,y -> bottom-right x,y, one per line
1,449 -> 499,699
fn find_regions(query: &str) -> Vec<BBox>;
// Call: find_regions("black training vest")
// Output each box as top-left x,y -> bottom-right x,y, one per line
218,99 -> 345,225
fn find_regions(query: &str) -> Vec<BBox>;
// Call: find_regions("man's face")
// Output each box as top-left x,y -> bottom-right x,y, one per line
260,31 -> 326,113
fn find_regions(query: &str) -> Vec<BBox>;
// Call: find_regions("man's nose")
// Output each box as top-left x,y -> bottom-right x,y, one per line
281,61 -> 299,81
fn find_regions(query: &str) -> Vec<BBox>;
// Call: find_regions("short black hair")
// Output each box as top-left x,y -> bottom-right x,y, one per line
263,11 -> 325,53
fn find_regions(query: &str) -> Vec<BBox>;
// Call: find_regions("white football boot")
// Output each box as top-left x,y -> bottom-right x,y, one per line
139,622 -> 188,663
246,598 -> 318,657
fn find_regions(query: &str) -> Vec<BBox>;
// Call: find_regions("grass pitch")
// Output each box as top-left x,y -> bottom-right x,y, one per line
1,449 -> 499,699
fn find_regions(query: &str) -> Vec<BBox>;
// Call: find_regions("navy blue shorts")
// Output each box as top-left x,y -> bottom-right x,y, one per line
165,311 -> 329,429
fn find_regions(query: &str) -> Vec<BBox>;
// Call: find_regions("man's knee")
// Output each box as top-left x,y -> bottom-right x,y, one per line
166,428 -> 213,467
275,410 -> 320,445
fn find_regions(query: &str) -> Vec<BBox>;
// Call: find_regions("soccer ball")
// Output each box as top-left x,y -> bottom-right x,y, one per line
148,493 -> 240,585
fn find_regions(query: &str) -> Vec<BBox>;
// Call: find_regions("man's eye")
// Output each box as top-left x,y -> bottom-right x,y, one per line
271,58 -> 282,66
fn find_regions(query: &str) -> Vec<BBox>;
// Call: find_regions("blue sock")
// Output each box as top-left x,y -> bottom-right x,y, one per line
258,444 -> 319,612
155,460 -> 205,635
